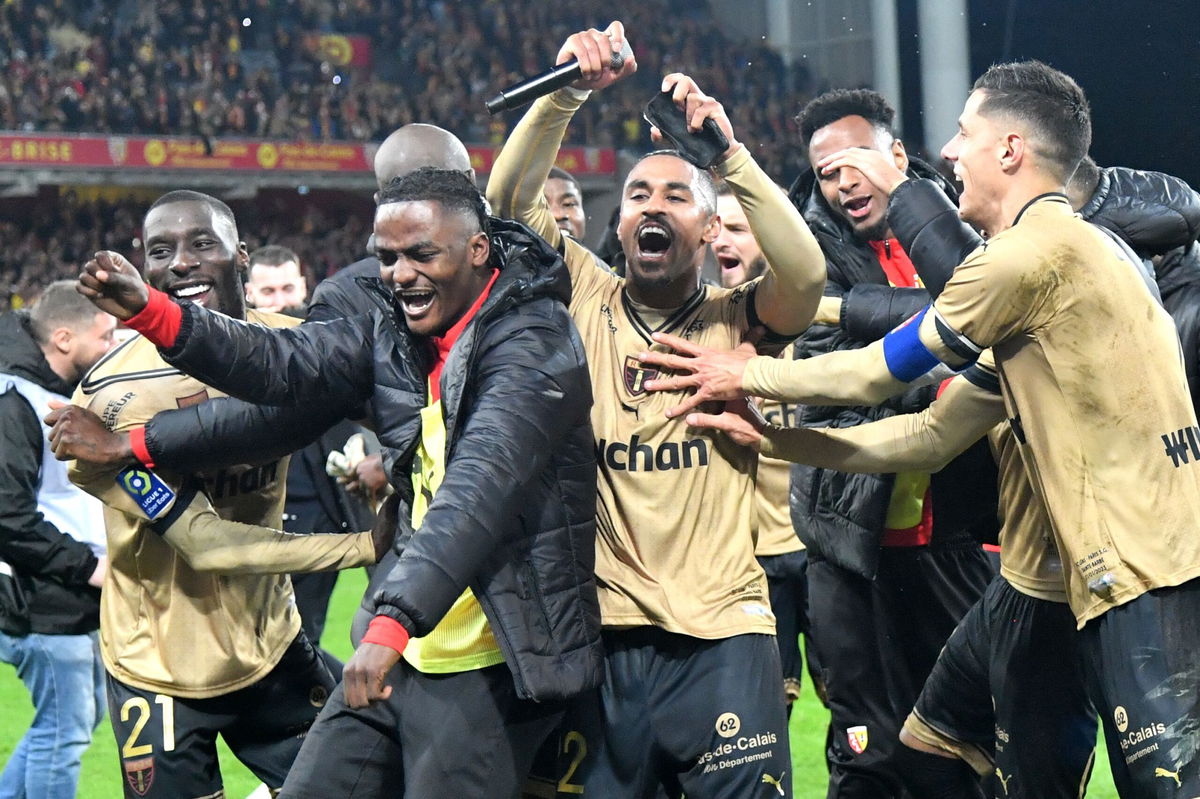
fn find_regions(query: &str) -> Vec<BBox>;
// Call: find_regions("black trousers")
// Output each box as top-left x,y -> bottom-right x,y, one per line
808,545 -> 995,799
279,660 -> 564,798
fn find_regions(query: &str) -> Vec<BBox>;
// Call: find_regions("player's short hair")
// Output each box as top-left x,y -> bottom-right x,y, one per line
146,190 -> 238,237
971,60 -> 1092,180
29,280 -> 100,344
547,166 -> 580,192
377,167 -> 489,234
796,89 -> 896,147
248,244 -> 299,269
630,150 -> 718,216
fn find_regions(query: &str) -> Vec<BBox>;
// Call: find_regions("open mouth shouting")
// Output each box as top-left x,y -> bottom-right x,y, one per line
169,280 -> 215,306
636,220 -> 674,264
716,253 -> 743,273
397,286 -> 436,319
841,195 -> 873,221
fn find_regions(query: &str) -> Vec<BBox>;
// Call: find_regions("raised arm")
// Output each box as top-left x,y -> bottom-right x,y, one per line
717,138 -> 825,335
486,23 -> 636,281
76,252 -> 377,409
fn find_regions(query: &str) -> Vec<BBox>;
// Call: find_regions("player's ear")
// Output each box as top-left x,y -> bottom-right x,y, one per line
892,138 -> 909,173
235,243 -> 250,275
1000,132 -> 1024,174
701,212 -> 721,246
468,231 -> 490,269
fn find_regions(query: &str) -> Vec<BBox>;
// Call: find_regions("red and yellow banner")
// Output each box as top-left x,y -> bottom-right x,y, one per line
303,33 -> 372,68
0,133 -> 617,177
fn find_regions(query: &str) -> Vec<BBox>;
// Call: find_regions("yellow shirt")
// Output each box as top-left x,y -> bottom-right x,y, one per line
401,393 -> 505,673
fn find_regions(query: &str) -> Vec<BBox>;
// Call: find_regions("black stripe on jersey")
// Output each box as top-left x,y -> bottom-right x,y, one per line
961,363 -> 1001,395
148,482 -> 198,537
79,366 -> 184,395
621,285 -> 707,346
931,306 -> 982,363
78,333 -> 139,387
743,281 -> 795,353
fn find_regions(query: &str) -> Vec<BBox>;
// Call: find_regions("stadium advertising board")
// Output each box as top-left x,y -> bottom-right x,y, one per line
0,134 -> 617,176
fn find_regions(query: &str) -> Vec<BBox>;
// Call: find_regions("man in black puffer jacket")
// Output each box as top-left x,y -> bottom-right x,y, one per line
1067,156 -> 1200,409
785,89 -> 999,799
72,169 -> 602,799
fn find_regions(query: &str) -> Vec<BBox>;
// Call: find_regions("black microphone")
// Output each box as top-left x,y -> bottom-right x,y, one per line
486,39 -> 633,115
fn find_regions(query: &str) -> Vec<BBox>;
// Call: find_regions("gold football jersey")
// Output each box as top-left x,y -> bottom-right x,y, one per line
566,252 -> 774,638
755,348 -> 804,558
925,196 -> 1200,623
70,309 -> 309,698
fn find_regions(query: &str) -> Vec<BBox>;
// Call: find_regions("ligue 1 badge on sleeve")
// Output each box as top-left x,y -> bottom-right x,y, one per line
116,465 -> 176,521
847,725 -> 869,754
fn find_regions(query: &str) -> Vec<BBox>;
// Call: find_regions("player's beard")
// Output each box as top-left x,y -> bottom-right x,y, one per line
855,215 -> 891,244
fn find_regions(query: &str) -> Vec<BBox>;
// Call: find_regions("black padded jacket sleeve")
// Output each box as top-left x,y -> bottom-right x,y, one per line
160,305 -> 376,410
0,391 -> 98,585
887,178 -> 983,295
370,307 -> 592,637
145,397 -> 349,472
841,284 -> 932,343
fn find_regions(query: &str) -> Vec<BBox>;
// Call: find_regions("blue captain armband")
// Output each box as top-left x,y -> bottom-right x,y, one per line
882,306 -> 942,382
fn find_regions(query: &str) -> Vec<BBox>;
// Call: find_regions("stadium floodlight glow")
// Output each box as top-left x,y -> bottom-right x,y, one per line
242,17 -> 251,26
332,75 -> 342,85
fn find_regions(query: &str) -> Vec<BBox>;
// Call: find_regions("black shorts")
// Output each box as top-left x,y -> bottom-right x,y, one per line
906,575 -> 1096,797
529,628 -> 791,798
1080,577 -> 1200,796
107,631 -> 334,798
758,549 -> 818,703
281,660 -> 564,799
808,545 -> 994,797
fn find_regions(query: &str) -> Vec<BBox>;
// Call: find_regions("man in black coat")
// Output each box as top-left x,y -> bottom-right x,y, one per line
72,168 -> 601,799
783,89 -> 999,799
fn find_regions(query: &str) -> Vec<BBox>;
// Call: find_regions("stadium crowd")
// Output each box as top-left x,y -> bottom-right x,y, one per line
4,4 -> 1200,799
0,0 -> 812,168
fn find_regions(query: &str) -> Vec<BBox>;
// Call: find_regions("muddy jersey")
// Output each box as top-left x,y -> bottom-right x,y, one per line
755,347 -> 804,558
924,195 -> 1200,624
566,253 -> 774,637
965,354 -> 1066,603
69,309 -> 305,698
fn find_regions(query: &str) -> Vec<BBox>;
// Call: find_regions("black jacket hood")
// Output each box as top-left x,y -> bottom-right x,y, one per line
1078,166 -> 1200,257
0,311 -> 73,395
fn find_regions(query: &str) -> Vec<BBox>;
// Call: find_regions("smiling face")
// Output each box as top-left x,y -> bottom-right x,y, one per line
712,193 -> 766,288
374,199 -> 492,337
544,176 -> 586,241
807,114 -> 907,242
143,201 -> 248,317
617,154 -> 718,303
941,90 -> 1007,236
